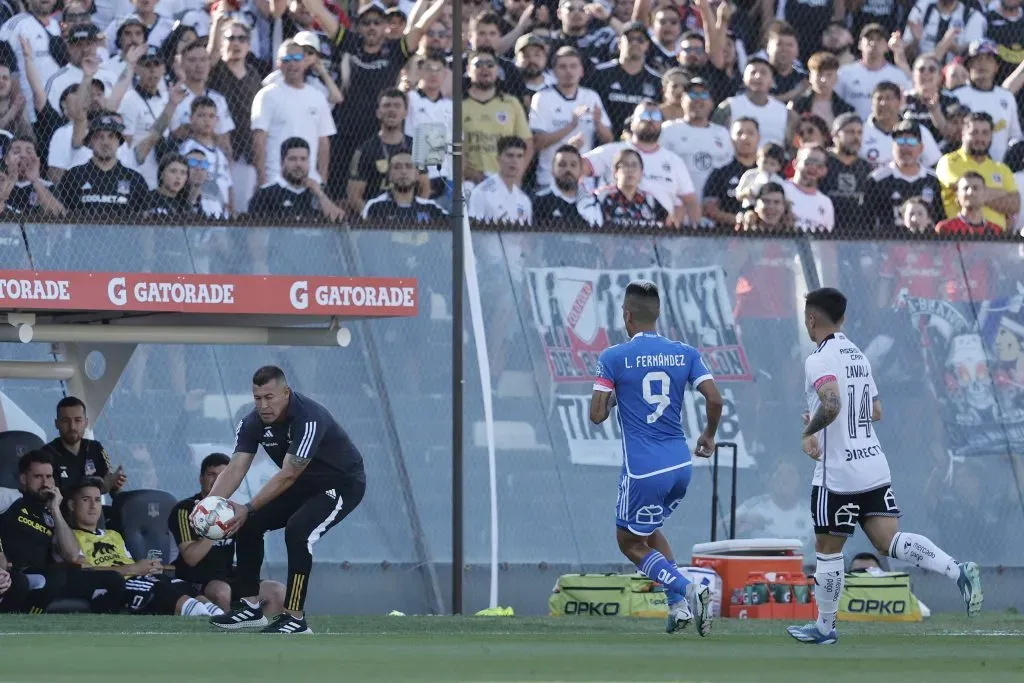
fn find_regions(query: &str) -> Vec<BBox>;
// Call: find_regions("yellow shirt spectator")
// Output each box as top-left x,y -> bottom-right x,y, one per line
463,93 -> 530,179
935,148 -> 1017,230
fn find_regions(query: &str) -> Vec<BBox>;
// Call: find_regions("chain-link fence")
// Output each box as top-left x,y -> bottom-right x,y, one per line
3,0 -> 1024,615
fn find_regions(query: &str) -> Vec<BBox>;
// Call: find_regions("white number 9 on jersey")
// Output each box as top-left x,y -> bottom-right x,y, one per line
642,371 -> 671,423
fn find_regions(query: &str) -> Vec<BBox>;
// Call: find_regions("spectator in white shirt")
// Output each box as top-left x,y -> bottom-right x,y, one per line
903,0 -> 984,61
179,96 -> 231,217
104,0 -> 174,58
169,41 -> 234,159
44,24 -> 117,115
783,144 -> 835,233
529,46 -> 612,188
405,50 -> 451,199
250,39 -> 335,188
953,39 -> 1020,163
835,23 -> 912,120
468,135 -> 532,225
259,30 -> 342,106
0,0 -> 63,112
661,78 -> 733,203
861,81 -> 941,167
119,46 -> 170,188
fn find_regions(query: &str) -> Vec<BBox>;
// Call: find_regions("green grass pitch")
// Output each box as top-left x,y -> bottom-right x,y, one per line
0,612 -> 1021,682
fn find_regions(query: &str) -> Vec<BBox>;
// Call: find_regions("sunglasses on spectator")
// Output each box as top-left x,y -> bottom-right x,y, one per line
637,110 -> 663,122
281,53 -> 304,63
426,29 -> 449,38
472,58 -> 497,68
681,45 -> 705,54
64,11 -> 92,21
361,19 -> 383,27
687,90 -> 711,100
226,34 -> 250,42
894,136 -> 920,146
803,157 -> 827,166
915,64 -> 938,73
187,158 -> 211,170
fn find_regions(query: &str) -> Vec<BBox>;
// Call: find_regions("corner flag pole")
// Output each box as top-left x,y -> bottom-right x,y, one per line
451,0 -> 465,616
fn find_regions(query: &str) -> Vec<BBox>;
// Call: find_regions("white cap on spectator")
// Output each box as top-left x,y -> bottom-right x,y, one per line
357,1 -> 387,17
293,30 -> 320,51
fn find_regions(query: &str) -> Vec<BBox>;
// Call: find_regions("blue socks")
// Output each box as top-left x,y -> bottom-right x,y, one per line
638,550 -> 690,604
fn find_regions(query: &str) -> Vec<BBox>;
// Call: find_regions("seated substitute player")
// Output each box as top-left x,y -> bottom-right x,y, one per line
789,287 -> 983,645
199,365 -> 366,634
68,478 -> 222,617
589,280 -> 723,637
0,452 -> 125,613
169,453 -> 285,613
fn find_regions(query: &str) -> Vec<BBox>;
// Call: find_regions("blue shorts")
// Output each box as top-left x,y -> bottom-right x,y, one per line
615,465 -> 692,536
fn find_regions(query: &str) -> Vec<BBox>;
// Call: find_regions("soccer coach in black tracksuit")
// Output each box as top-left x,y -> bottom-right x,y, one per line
200,365 -> 365,635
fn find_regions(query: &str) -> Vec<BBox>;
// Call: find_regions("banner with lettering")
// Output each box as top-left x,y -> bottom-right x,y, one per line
526,265 -> 753,383
0,270 -> 418,317
554,390 -> 754,468
902,289 -> 1024,457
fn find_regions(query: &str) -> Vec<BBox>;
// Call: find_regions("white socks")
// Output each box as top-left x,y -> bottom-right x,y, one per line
180,597 -> 210,617
889,532 -> 960,581
814,552 -> 844,635
206,603 -> 225,615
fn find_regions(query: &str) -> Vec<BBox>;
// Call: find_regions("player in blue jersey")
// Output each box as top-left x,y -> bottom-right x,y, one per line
589,280 -> 724,636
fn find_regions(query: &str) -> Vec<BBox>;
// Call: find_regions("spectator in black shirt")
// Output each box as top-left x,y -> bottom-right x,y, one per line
250,137 -> 344,221
549,0 -> 619,69
145,153 -> 193,217
703,117 -> 760,225
303,0 -> 445,198
865,119 -> 945,230
585,22 -> 662,138
40,396 -> 126,496
56,114 -> 150,218
789,52 -> 855,130
675,8 -> 738,107
533,144 -> 602,227
820,113 -> 875,234
168,453 -> 286,612
761,21 -> 808,104
348,88 -> 426,215
647,5 -> 684,73
0,136 -> 64,216
901,53 -> 960,142
466,10 -> 527,99
362,149 -> 447,222
0,451 -> 125,613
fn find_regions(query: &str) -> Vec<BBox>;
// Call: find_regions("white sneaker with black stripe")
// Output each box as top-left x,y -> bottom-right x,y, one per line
210,598 -> 269,630
261,613 -> 313,634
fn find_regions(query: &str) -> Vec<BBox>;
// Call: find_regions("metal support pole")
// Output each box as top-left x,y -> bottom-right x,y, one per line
451,0 -> 465,616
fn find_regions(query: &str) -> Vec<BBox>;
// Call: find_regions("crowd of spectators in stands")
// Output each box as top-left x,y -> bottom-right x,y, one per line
0,0 -> 1022,232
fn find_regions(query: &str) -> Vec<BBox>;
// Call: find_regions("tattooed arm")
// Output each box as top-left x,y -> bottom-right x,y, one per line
804,378 -> 842,437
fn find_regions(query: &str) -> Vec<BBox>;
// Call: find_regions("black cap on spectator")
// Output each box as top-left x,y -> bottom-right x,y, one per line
515,33 -> 547,54
68,23 -> 103,43
892,119 -> 922,140
85,114 -> 125,145
357,1 -> 387,17
385,6 -> 407,19
831,112 -> 862,135
138,45 -> 162,64
859,23 -> 886,40
746,55 -> 772,69
621,21 -> 649,38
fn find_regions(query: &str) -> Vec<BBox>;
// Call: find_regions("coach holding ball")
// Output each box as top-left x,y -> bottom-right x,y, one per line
193,365 -> 366,634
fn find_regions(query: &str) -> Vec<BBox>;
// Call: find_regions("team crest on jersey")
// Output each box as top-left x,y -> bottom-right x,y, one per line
496,111 -> 508,125
84,459 -> 96,475
992,173 -> 1003,184
117,180 -> 130,195
921,187 -> 934,203
42,510 -> 54,527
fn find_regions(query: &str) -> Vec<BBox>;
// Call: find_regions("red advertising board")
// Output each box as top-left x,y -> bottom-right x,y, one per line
0,271 -> 418,317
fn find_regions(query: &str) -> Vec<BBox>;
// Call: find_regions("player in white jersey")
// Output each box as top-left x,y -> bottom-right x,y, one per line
789,287 -> 983,645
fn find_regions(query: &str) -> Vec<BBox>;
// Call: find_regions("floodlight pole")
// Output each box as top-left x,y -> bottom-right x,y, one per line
451,0 -> 465,616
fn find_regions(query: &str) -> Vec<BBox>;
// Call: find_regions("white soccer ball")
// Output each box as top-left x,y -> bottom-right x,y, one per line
191,496 -> 235,541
